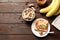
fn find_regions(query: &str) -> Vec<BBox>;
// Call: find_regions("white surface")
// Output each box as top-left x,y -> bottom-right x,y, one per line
31,19 -> 50,37
52,15 -> 60,30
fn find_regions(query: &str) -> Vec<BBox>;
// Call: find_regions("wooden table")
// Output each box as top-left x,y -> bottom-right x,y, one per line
0,0 -> 60,40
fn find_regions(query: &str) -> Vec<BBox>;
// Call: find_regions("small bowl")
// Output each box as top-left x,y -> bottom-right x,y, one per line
36,0 -> 47,6
31,18 -> 50,37
22,8 -> 35,21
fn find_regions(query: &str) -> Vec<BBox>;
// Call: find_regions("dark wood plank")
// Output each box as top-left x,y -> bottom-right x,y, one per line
0,0 -> 51,3
0,0 -> 36,2
0,0 -> 51,12
0,12 -> 42,23
0,3 -> 25,12
0,0 -> 8,2
0,35 -> 60,40
0,24 -> 32,34
0,13 -> 55,23
0,23 -> 60,35
0,13 -> 23,23
0,3 -> 37,12
0,13 -> 59,35
8,0 -> 36,2
0,35 -> 40,40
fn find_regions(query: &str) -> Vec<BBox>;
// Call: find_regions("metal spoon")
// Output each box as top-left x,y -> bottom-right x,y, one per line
49,31 -> 54,34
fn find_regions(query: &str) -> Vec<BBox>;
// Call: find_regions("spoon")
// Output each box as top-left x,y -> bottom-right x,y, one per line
49,31 -> 54,34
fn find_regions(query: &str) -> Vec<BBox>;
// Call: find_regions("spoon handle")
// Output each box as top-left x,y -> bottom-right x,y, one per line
49,31 -> 54,34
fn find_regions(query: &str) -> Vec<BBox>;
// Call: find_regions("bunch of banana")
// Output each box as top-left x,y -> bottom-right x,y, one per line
39,0 -> 60,17
54,7 -> 60,15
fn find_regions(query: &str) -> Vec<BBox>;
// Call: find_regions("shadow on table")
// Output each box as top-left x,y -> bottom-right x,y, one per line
25,18 -> 36,26
33,33 -> 55,40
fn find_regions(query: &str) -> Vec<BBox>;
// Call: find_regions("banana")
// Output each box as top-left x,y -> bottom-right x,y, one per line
56,10 -> 60,15
46,0 -> 59,17
59,0 -> 60,5
39,0 -> 55,13
55,8 -> 60,15
54,0 -> 60,15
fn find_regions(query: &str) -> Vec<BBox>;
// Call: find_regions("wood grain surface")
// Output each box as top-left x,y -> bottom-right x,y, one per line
0,0 -> 60,40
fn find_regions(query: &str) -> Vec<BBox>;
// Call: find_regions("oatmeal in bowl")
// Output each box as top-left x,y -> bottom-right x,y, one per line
22,8 -> 35,21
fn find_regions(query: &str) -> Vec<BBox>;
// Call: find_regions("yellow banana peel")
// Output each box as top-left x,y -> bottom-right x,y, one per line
55,8 -> 60,15
39,0 -> 55,13
46,0 -> 60,17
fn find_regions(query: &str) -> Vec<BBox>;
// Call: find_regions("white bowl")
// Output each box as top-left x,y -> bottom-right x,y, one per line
22,8 -> 35,21
31,18 -> 50,37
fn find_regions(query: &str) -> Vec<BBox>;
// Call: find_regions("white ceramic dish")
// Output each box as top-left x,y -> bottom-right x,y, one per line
22,8 -> 35,21
52,15 -> 60,30
31,18 -> 50,37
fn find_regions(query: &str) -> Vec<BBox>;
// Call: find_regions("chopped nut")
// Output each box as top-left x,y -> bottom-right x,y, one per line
28,4 -> 35,7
